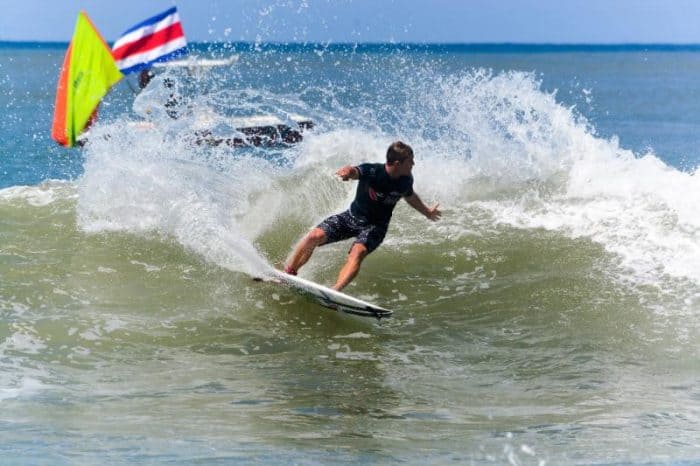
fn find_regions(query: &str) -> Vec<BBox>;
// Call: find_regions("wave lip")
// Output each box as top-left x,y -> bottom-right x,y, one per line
398,69 -> 700,289
60,63 -> 700,294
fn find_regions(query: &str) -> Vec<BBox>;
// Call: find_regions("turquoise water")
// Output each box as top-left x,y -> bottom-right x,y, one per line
0,43 -> 698,464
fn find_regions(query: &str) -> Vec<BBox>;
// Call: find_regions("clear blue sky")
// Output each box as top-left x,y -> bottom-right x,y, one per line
1,0 -> 700,44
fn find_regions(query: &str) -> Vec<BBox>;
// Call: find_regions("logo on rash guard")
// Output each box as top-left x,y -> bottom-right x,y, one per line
368,187 -> 378,201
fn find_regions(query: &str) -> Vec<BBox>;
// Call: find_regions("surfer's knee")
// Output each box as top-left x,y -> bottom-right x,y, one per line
306,227 -> 327,246
348,243 -> 368,262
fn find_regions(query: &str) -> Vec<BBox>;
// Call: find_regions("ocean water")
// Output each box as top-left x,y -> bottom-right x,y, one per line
0,42 -> 698,464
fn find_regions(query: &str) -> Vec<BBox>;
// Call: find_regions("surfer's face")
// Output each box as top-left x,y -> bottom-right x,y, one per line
397,156 -> 414,176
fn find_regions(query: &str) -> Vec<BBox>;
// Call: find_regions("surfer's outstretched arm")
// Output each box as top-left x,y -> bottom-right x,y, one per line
335,165 -> 359,181
405,193 -> 441,221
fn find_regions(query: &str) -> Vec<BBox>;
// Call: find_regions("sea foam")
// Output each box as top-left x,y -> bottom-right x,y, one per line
77,68 -> 700,290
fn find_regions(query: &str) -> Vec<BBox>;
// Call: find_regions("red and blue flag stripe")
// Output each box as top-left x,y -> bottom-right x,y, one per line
112,7 -> 187,74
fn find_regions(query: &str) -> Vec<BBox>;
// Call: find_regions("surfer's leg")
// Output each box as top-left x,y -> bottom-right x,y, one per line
285,227 -> 327,274
287,211 -> 357,274
331,222 -> 385,289
333,243 -> 368,291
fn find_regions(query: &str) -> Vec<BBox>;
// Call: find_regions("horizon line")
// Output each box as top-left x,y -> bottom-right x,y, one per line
4,40 -> 700,48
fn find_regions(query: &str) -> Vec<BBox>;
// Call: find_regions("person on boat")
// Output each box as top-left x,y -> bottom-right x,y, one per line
284,141 -> 441,291
138,68 -> 154,89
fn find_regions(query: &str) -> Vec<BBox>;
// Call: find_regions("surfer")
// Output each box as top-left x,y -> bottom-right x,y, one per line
284,141 -> 441,291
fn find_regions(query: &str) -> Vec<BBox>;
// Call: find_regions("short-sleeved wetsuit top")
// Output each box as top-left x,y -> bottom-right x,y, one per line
350,163 -> 414,225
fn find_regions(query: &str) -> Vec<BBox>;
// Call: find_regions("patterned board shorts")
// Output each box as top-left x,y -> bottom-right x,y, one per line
317,210 -> 388,253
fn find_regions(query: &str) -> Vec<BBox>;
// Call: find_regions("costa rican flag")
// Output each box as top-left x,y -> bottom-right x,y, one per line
112,7 -> 187,74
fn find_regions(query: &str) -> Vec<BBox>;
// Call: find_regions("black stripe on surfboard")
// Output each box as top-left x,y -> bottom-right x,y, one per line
315,293 -> 391,320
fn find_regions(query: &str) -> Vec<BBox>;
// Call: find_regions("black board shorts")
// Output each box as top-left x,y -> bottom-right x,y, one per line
317,210 -> 388,253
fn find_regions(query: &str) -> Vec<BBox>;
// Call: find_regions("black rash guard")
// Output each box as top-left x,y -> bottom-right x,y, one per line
350,163 -> 414,225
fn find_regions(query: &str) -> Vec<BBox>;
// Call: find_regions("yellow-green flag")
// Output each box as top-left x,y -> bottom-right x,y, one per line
52,11 -> 124,147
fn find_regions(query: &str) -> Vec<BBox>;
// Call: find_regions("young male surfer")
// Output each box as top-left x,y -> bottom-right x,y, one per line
284,141 -> 441,291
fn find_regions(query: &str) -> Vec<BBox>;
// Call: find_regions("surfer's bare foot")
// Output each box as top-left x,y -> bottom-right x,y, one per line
283,265 -> 297,276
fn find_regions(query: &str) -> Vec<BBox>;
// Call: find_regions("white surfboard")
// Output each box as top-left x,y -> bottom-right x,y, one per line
267,269 -> 393,319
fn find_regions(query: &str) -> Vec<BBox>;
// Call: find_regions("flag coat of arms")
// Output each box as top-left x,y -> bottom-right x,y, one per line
112,7 -> 187,74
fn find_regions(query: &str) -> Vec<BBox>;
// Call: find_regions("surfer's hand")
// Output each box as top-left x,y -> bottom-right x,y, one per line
335,166 -> 358,181
426,203 -> 441,221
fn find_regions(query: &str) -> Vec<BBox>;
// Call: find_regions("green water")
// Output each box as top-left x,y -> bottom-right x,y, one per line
1,184 -> 697,464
